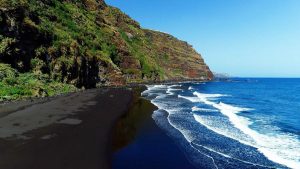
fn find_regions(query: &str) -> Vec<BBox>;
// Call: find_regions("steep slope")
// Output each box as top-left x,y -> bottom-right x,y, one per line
0,0 -> 212,100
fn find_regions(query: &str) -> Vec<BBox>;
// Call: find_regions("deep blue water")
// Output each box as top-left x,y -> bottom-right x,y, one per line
142,78 -> 300,169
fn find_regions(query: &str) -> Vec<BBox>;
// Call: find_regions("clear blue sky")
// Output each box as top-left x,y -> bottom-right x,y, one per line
106,0 -> 300,77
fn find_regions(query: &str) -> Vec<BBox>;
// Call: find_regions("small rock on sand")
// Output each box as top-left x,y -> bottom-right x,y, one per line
57,118 -> 82,125
41,134 -> 57,140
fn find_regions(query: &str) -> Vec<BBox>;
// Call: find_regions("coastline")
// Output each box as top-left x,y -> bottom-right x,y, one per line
112,88 -> 198,169
0,85 -> 197,169
0,79 -> 209,105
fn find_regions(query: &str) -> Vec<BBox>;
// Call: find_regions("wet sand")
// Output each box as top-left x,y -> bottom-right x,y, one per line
112,89 -> 197,169
0,87 -> 196,169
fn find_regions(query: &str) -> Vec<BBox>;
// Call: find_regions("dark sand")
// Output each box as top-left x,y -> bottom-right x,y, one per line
0,87 -> 196,169
0,88 -> 133,169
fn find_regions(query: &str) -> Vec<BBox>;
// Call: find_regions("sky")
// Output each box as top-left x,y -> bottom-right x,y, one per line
106,0 -> 300,77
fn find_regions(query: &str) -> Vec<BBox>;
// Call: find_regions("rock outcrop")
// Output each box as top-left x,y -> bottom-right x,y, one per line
0,0 -> 213,89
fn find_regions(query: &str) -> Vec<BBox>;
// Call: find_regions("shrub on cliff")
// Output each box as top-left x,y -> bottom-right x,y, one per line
0,72 -> 77,101
0,0 -> 27,9
0,63 -> 17,81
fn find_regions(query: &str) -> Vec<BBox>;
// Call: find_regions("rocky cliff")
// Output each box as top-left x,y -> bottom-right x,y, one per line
0,0 -> 212,99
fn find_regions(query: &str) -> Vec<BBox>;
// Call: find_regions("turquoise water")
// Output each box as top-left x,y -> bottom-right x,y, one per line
143,78 -> 300,169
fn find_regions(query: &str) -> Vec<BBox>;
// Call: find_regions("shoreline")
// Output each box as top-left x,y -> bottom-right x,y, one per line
112,90 -> 198,169
0,79 -> 209,105
0,85 -> 198,169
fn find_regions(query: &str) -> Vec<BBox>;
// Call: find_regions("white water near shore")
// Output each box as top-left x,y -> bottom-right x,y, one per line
181,91 -> 300,169
143,84 -> 300,169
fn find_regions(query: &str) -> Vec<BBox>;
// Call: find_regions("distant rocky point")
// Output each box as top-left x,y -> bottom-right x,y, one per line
213,72 -> 231,81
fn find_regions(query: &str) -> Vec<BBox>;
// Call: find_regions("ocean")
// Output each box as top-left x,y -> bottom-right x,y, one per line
142,78 -> 300,169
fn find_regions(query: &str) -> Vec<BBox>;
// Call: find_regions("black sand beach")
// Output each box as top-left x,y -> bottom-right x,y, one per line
0,87 -> 195,169
0,88 -> 133,169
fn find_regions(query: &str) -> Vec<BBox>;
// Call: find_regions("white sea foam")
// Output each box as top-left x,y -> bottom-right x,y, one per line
145,84 -> 168,91
152,110 -> 220,169
144,85 -> 300,169
178,95 -> 200,103
145,85 -> 196,144
170,84 -> 182,88
178,93 -> 228,105
180,91 -> 300,169
142,85 -> 168,96
193,114 -> 256,146
166,86 -> 182,95
150,88 -> 260,168
192,106 -> 218,112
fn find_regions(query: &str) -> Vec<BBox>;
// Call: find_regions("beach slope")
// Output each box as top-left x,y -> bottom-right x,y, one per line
0,88 -> 133,169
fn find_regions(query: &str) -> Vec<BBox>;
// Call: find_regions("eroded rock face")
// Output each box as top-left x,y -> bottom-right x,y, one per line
0,0 -> 213,90
144,30 -> 213,81
81,0 -> 107,10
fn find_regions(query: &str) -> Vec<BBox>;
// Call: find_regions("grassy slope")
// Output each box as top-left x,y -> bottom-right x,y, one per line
0,0 -> 212,101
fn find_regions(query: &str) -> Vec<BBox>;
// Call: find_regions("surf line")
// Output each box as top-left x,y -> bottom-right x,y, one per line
163,109 -> 219,169
191,142 -> 275,169
160,94 -> 276,168
189,142 -> 219,169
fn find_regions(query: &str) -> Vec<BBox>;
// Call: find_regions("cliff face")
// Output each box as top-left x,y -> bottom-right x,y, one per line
0,0 -> 213,90
144,30 -> 213,81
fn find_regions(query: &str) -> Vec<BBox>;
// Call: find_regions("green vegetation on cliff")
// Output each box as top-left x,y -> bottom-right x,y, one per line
0,0 -> 212,101
0,63 -> 76,101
